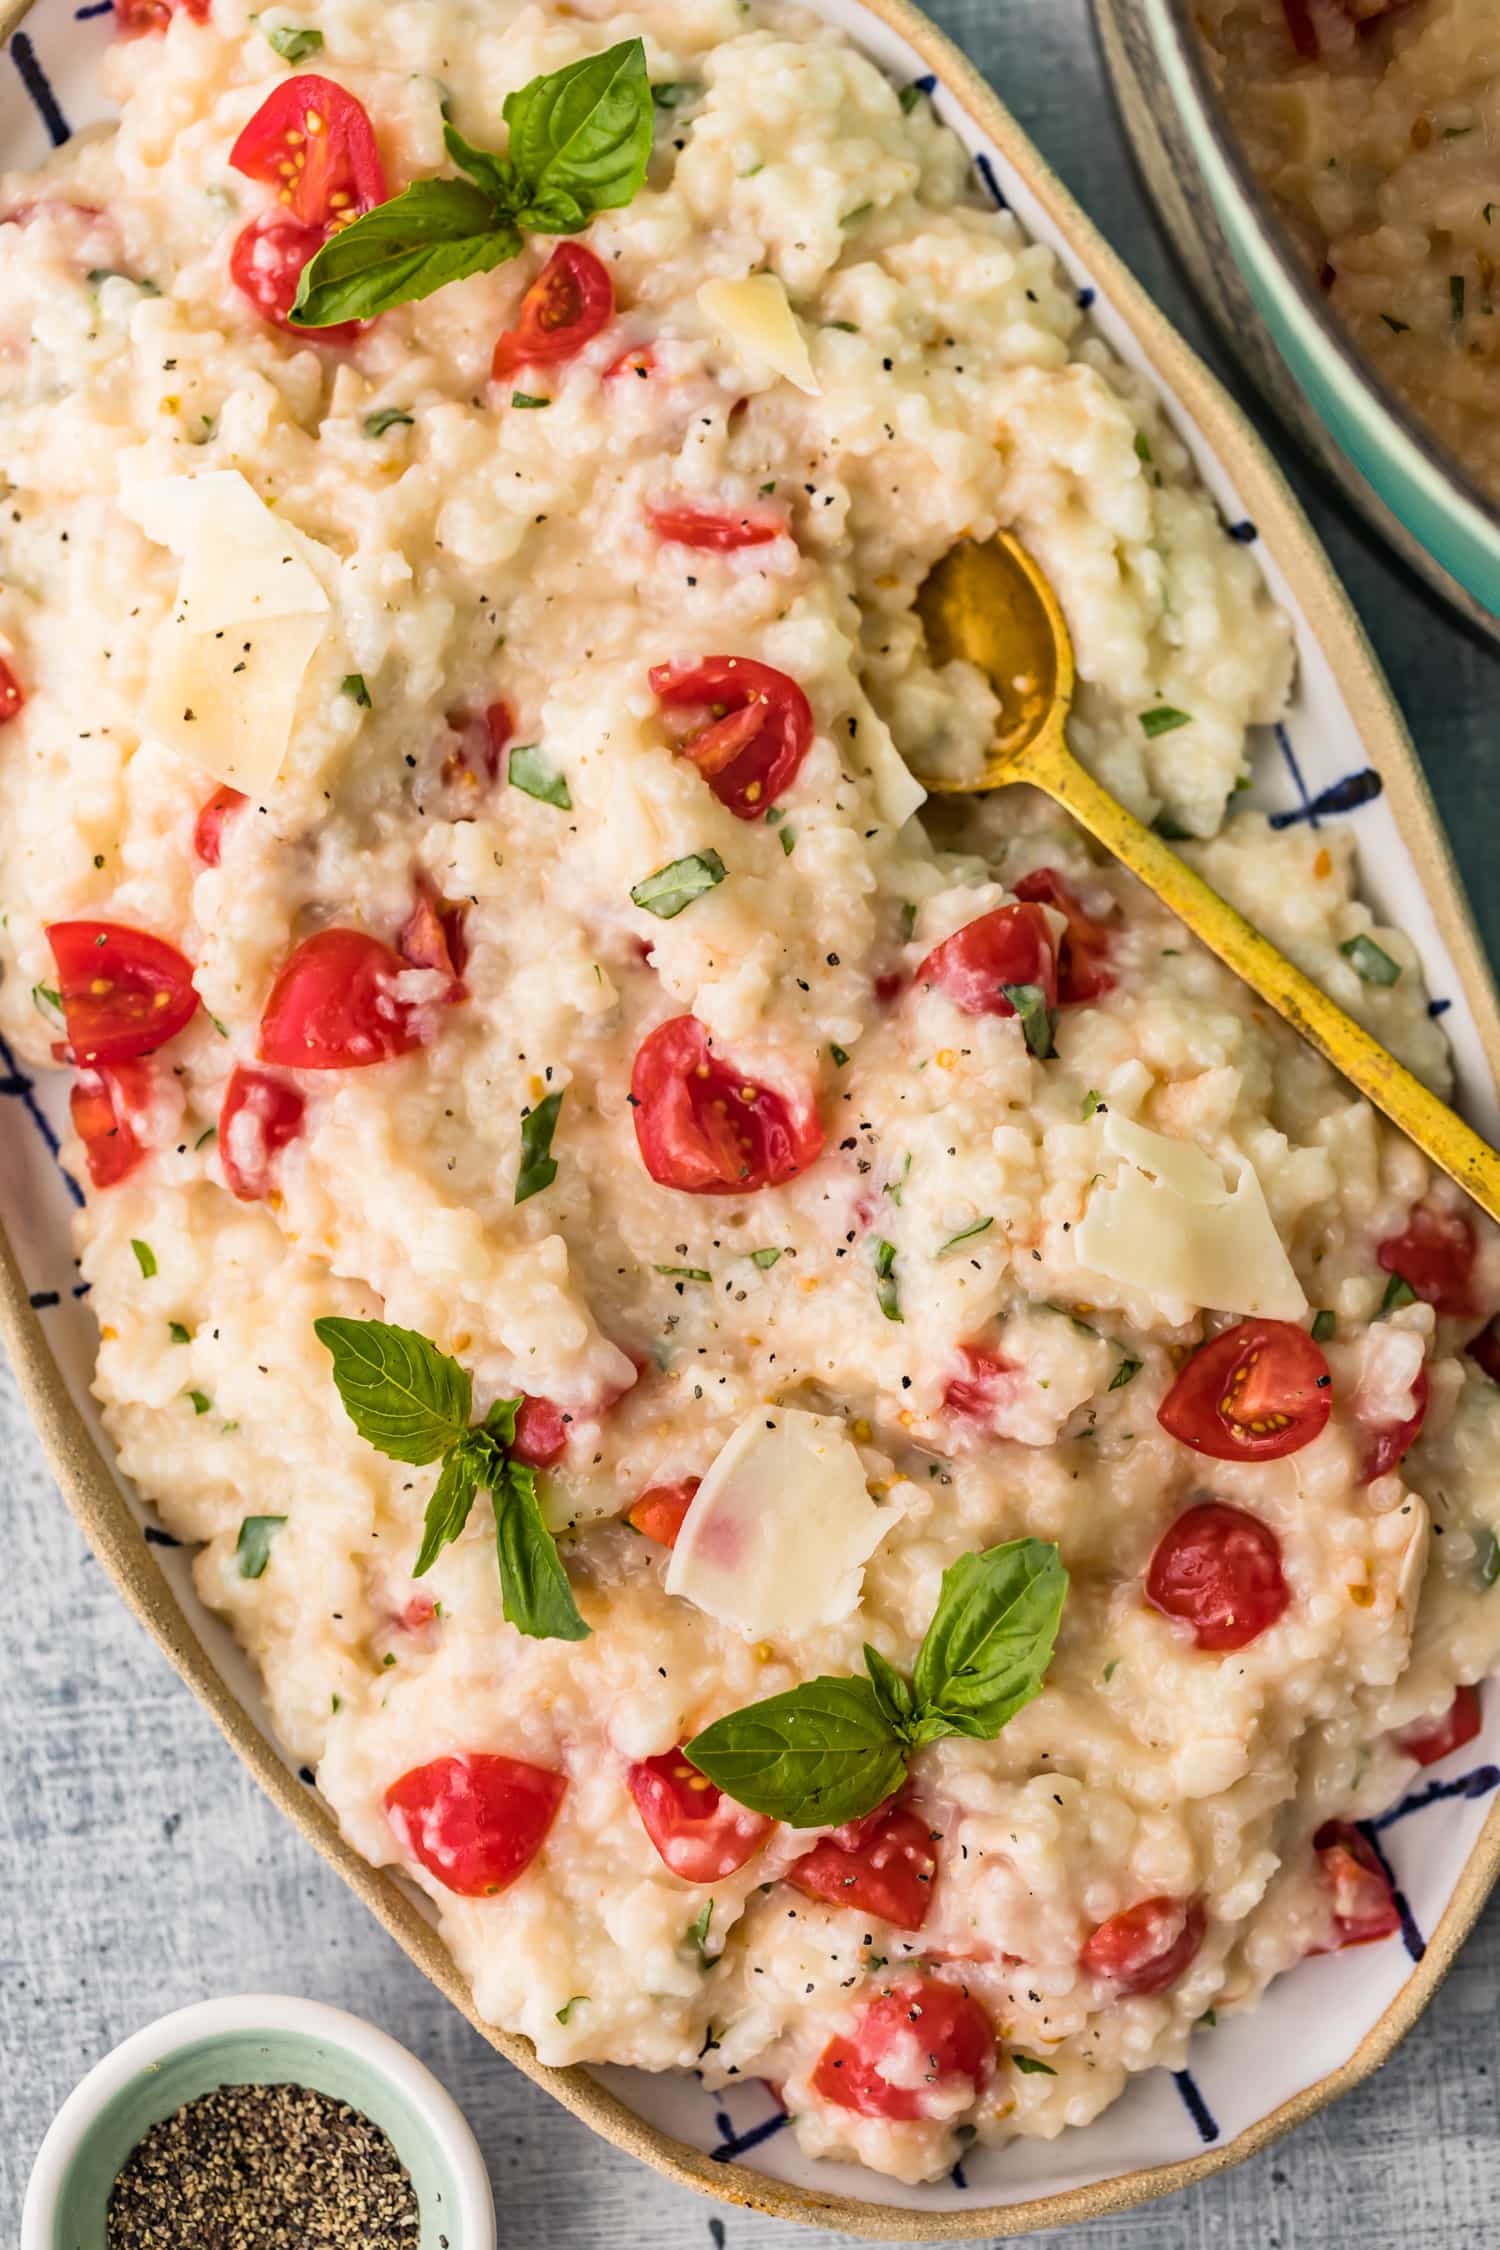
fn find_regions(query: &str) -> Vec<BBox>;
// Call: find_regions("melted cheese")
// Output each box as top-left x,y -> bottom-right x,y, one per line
1075,1114 -> 1306,1320
697,275 -> 821,396
120,471 -> 332,792
665,1407 -> 892,1636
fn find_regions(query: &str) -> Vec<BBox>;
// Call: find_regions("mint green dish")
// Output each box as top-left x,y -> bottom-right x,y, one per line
1095,0 -> 1500,639
22,1995 -> 496,2250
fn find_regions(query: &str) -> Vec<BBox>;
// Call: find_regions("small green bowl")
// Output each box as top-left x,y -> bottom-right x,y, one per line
21,1995 -> 496,2250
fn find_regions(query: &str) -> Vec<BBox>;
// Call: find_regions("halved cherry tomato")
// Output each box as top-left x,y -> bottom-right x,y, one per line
193,785 -> 248,867
1013,867 -> 1115,1004
1361,1364 -> 1428,1483
1146,1501 -> 1289,1652
47,920 -> 199,1065
626,1748 -> 774,1883
1313,1821 -> 1400,1947
918,903 -> 1058,1019
812,1977 -> 994,2121
1080,1897 -> 1205,1997
113,0 -> 209,31
219,1066 -> 305,1201
606,342 -> 656,382
1157,1319 -> 1331,1464
627,1477 -> 700,1548
1397,1683 -> 1482,1768
1378,1203 -> 1478,1319
630,1015 -> 823,1194
258,928 -> 423,1070
943,1346 -> 1020,1423
0,654 -> 25,723
398,881 -> 468,999
384,1752 -> 565,1898
492,244 -> 613,381
646,500 -> 787,551
649,655 -> 814,821
511,1394 -> 569,1469
229,77 -> 387,337
787,1800 -> 937,1932
70,1061 -> 151,1188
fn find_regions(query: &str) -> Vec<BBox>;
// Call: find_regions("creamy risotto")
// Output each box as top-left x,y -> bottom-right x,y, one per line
2,0 -> 1499,2188
1197,0 -> 1500,506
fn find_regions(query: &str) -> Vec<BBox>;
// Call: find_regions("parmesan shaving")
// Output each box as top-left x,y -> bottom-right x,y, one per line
697,274 -> 821,396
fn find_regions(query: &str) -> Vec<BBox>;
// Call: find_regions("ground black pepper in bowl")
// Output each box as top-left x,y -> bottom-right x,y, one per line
105,2080 -> 420,2248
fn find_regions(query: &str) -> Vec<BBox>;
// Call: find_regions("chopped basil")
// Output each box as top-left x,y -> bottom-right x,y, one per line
830,1044 -> 851,1069
630,850 -> 727,919
266,23 -> 323,60
556,1995 -> 588,2024
1102,1658 -> 1120,1683
187,1390 -> 212,1416
1140,705 -> 1192,739
1012,2054 -> 1058,2077
885,1152 -> 911,1206
236,1514 -> 288,1579
515,1090 -> 564,1205
1081,1088 -> 1103,1120
508,742 -> 572,809
511,391 -> 551,409
209,1015 -> 229,1040
937,1216 -> 993,1258
651,80 -> 700,109
341,673 -> 372,707
685,1899 -> 715,1963
1108,1357 -> 1142,1391
749,1247 -> 783,1270
1312,1309 -> 1336,1343
1002,982 -> 1054,1059
900,901 -> 918,940
1340,934 -> 1401,987
169,1322 -> 191,1345
899,82 -> 928,112
1452,274 -> 1467,323
1479,1531 -> 1500,1589
873,1237 -> 902,1321
31,983 -> 63,1026
1198,2008 -> 1218,2028
130,1239 -> 157,1279
1381,1271 -> 1418,1314
1134,431 -> 1153,464
655,1264 -> 711,1283
827,319 -> 860,333
841,201 -> 874,226
779,826 -> 796,856
363,407 -> 414,436
1381,313 -> 1411,334
194,1125 -> 217,1149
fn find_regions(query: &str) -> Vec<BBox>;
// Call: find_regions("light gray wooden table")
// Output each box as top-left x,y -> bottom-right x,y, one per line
5,2 -> 1499,2242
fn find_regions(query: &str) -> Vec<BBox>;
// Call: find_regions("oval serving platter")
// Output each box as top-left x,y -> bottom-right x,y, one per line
2,0 -> 1499,2236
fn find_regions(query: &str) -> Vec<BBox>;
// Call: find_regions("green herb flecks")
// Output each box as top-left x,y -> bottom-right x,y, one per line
1140,705 -> 1192,739
508,742 -> 572,809
873,1237 -> 902,1322
651,80 -> 700,109
937,1217 -> 993,1258
515,1090 -> 564,1206
1002,982 -> 1054,1059
130,1239 -> 157,1279
656,1264 -> 711,1284
236,1514 -> 287,1579
749,1247 -> 783,1270
1012,2053 -> 1058,2077
1108,1357 -> 1142,1391
557,1995 -> 588,2024
685,1899 -> 715,1963
1381,1271 -> 1418,1315
1340,934 -> 1401,987
511,391 -> 551,409
631,850 -> 727,920
266,23 -> 323,60
363,407 -> 414,436
1312,1309 -> 1336,1343
341,673 -> 372,707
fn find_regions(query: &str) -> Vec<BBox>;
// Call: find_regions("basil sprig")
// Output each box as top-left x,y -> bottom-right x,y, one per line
315,1316 -> 588,1640
292,40 -> 652,328
686,1537 -> 1067,1826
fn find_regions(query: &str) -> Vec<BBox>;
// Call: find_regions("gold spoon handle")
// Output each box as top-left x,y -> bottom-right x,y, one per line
1025,730 -> 1500,1229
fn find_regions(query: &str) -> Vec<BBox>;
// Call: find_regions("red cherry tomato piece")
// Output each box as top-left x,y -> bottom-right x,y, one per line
219,1066 -> 306,1201
47,920 -> 199,1066
1080,1897 -> 1205,1997
787,1801 -> 937,1932
1313,1821 -> 1400,1947
1280,0 -> 1320,56
630,1014 -> 823,1195
113,0 -> 209,30
229,76 -> 387,337
1361,1364 -> 1429,1483
492,243 -> 613,380
626,1748 -> 774,1883
1146,1500 -> 1290,1652
943,1346 -> 1020,1423
1397,1683 -> 1482,1768
649,655 -> 814,821
918,904 -> 1059,1019
193,785 -> 248,867
1157,1319 -> 1331,1464
1013,867 -> 1115,1004
812,1976 -> 994,2121
384,1752 -> 565,1898
511,1394 -> 569,1469
398,881 -> 468,999
258,928 -> 423,1070
0,654 -> 25,723
627,1477 -> 700,1548
70,1061 -> 151,1188
646,501 -> 787,551
1378,1203 -> 1479,1319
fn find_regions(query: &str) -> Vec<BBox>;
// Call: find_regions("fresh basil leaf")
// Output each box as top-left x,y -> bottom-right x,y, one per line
631,850 -> 727,920
652,80 -> 700,110
412,1438 -> 482,1577
515,1090 -> 563,1205
686,1673 -> 907,1827
508,742 -> 572,809
502,37 -> 653,217
863,1643 -> 917,1735
510,390 -> 551,409
1381,1271 -> 1417,1314
494,1461 -> 590,1640
512,185 -> 590,237
937,1217 -> 992,1258
237,1514 -> 288,1580
130,1238 -> 157,1279
685,1897 -> 714,1962
188,1389 -> 213,1416
873,1237 -> 902,1322
363,407 -> 414,436
1002,983 -> 1054,1059
292,179 -> 522,328
1012,2053 -> 1057,2076
440,121 -> 518,207
911,1537 -> 1067,1742
1140,705 -> 1192,739
266,23 -> 323,61
481,1396 -> 521,1447
314,1315 -> 472,1464
169,1321 -> 191,1345
1340,934 -> 1401,988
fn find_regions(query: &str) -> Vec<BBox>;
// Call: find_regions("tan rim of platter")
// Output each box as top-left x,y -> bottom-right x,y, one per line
3,0 -> 1499,2237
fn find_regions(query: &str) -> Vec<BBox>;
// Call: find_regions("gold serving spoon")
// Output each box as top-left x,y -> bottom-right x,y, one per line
916,533 -> 1500,1229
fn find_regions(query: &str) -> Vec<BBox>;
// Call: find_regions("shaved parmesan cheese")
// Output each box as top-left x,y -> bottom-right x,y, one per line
697,275 -> 820,396
1075,1114 -> 1306,1320
120,471 -> 332,792
849,702 -> 926,829
665,1407 -> 892,1637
